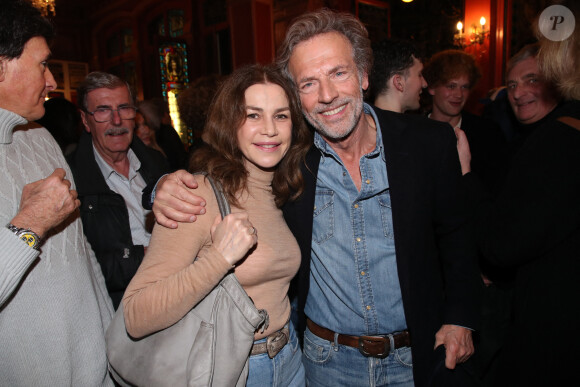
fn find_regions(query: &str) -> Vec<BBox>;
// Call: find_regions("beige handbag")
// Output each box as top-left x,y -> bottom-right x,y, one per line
105,173 -> 269,387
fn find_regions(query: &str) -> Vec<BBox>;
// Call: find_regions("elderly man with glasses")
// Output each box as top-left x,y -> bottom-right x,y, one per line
67,71 -> 168,309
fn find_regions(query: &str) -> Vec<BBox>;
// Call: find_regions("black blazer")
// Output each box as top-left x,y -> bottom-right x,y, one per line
283,107 -> 481,387
461,111 -> 509,198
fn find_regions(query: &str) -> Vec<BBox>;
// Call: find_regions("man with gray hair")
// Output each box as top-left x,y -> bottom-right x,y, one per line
276,9 -> 479,386
505,43 -> 560,127
0,1 -> 113,385
67,72 -> 168,309
151,9 -> 481,386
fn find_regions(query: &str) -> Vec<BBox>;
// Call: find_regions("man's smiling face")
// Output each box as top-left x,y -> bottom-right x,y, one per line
288,32 -> 368,141
506,56 -> 558,125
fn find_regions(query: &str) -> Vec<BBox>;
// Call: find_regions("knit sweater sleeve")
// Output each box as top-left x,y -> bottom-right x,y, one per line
0,228 -> 41,306
122,176 -> 233,338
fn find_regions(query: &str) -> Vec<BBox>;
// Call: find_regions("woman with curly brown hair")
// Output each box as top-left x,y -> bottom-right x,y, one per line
122,64 -> 311,386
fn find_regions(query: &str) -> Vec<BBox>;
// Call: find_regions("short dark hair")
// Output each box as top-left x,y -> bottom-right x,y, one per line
77,72 -> 134,112
367,39 -> 421,102
276,8 -> 372,84
422,49 -> 481,89
0,0 -> 54,60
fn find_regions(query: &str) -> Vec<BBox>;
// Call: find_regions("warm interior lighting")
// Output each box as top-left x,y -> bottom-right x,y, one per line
402,0 -> 414,3
455,16 -> 489,48
31,0 -> 56,17
167,90 -> 183,138
454,21 -> 465,48
469,15 -> 489,45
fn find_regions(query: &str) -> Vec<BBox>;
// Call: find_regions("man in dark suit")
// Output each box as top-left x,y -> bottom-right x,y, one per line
149,9 -> 480,387
276,10 -> 480,386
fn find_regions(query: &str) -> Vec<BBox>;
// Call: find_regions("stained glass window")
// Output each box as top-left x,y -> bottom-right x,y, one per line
159,43 -> 189,138
168,9 -> 185,38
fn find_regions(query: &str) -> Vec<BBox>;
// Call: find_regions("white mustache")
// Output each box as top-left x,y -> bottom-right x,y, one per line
105,127 -> 129,136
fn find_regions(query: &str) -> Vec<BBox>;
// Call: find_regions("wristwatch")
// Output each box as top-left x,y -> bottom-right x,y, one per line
6,224 -> 41,250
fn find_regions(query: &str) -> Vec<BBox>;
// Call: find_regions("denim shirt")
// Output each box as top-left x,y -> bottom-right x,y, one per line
305,104 -> 407,336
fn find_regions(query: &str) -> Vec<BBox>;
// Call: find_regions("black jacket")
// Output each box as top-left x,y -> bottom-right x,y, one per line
67,132 -> 169,308
283,107 -> 481,387
461,111 -> 509,198
479,101 -> 580,385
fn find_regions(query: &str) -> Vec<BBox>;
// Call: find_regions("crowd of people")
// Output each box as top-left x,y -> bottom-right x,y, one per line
1,0 -> 578,386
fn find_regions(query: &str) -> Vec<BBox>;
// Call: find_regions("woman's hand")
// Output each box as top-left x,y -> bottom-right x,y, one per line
210,212 -> 258,266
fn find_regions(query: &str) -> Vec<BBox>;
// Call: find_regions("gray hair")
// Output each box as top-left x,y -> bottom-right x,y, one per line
77,71 -> 133,111
506,43 -> 540,79
276,8 -> 373,83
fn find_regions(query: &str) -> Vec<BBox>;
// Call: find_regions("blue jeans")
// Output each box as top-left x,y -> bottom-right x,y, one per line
303,327 -> 414,387
246,321 -> 305,387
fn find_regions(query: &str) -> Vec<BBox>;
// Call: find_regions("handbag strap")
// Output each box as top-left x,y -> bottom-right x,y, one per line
192,172 -> 270,332
194,172 -> 230,219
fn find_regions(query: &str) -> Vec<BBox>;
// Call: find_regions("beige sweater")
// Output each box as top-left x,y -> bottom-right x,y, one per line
123,162 -> 300,340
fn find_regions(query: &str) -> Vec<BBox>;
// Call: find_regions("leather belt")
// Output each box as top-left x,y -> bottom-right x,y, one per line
307,319 -> 411,359
251,326 -> 289,358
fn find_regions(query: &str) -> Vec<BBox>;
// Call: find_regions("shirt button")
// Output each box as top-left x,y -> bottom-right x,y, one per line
354,204 -> 359,209
366,305 -> 371,310
361,271 -> 365,276
356,237 -> 361,242
343,172 -> 346,176
313,206 -> 316,211
366,179 -> 371,184
88,205 -> 93,210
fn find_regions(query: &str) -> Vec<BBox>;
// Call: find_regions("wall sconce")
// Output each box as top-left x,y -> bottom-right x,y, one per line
470,17 -> 489,45
454,21 -> 465,48
454,16 -> 489,49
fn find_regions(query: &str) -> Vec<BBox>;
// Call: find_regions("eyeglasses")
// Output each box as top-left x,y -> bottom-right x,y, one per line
86,106 -> 137,123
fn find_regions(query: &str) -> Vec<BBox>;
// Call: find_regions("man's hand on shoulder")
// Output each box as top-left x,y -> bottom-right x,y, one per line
11,168 -> 80,238
434,324 -> 474,369
152,170 -> 207,229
